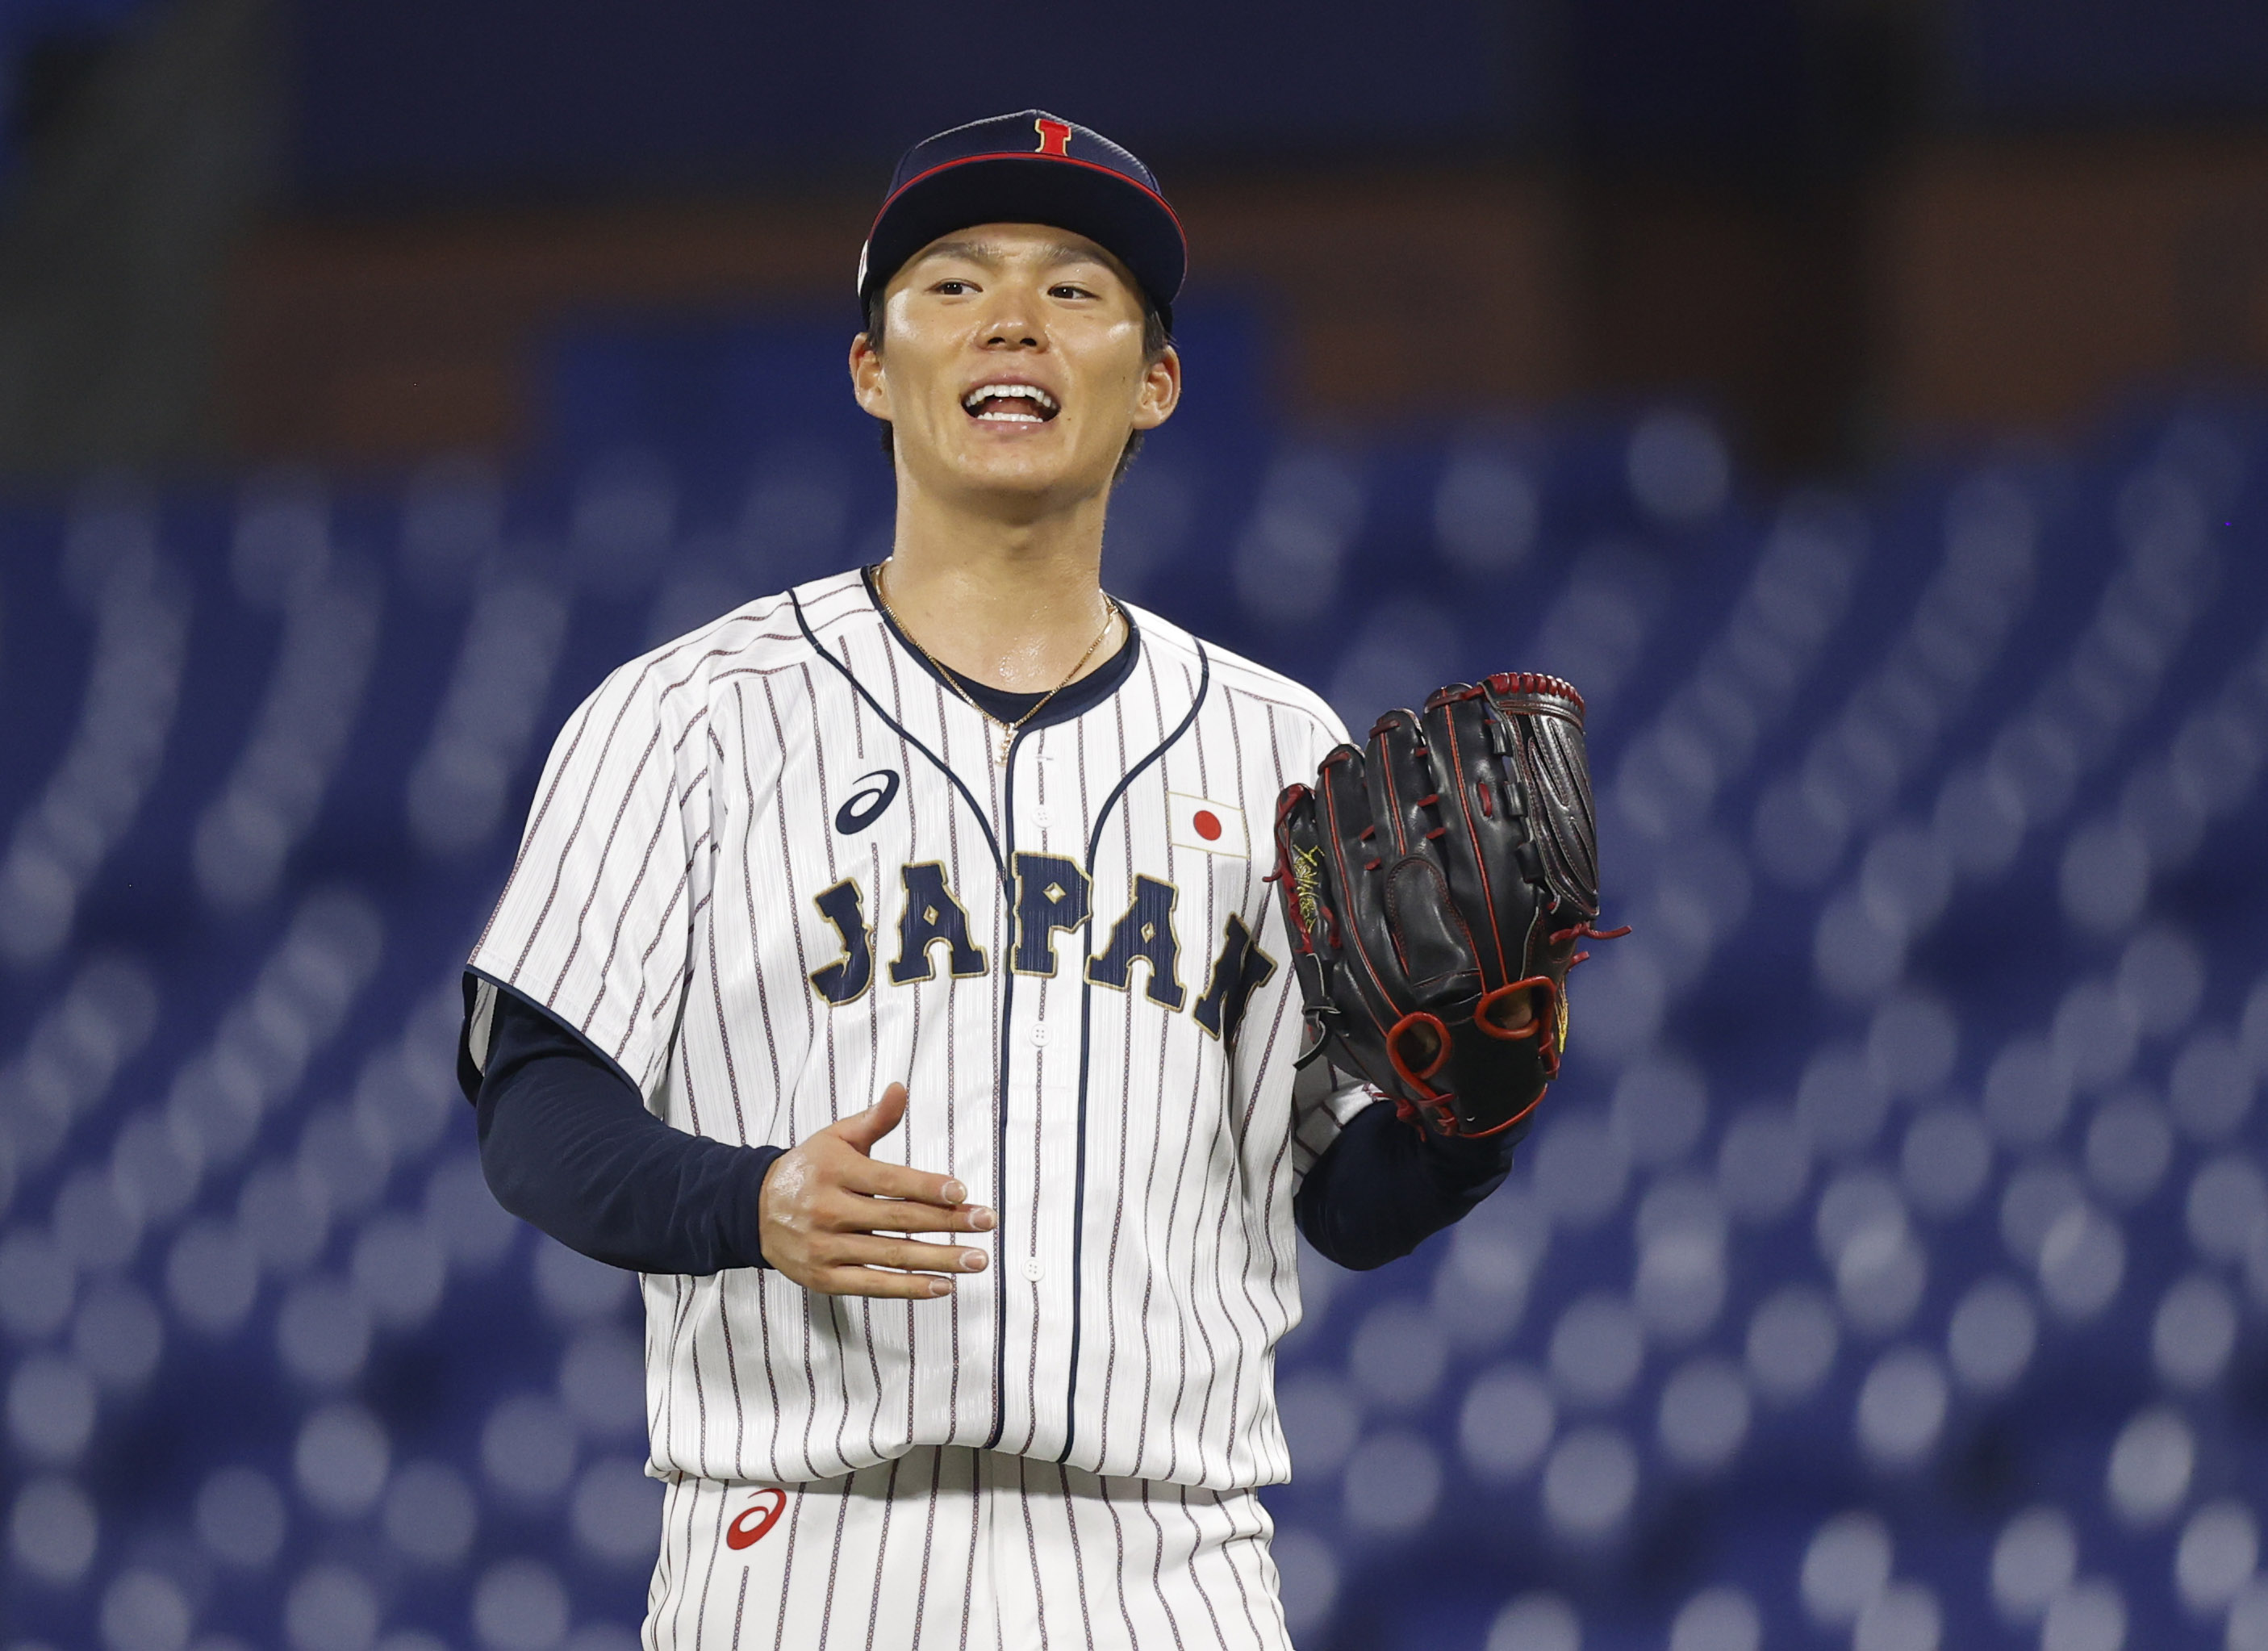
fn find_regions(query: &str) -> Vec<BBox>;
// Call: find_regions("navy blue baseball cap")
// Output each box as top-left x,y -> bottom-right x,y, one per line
857,110 -> 1186,332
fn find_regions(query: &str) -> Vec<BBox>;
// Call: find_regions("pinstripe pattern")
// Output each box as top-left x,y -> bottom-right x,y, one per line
469,570 -> 1370,1494
645,1446 -> 1289,1651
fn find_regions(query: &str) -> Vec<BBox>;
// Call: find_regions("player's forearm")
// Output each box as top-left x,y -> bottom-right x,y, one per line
1293,1098 -> 1517,1271
475,992 -> 782,1275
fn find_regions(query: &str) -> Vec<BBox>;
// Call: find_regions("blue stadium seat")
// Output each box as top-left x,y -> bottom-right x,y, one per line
2,391 -> 2264,1649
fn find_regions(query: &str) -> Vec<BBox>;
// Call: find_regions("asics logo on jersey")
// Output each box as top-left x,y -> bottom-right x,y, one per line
834,769 -> 902,835
725,1488 -> 787,1550
808,851 -> 1280,1042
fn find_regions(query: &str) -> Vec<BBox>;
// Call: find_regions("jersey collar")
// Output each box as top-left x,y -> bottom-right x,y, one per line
858,563 -> 1142,736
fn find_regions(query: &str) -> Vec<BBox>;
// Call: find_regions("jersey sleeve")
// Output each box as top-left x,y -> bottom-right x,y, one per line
1289,1057 -> 1379,1181
465,659 -> 707,1102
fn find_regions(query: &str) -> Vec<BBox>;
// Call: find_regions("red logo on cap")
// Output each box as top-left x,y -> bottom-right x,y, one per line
1034,118 -> 1072,157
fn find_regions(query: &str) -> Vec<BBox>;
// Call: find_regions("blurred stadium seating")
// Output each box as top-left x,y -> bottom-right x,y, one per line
0,0 -> 149,177
2,367 -> 2266,1650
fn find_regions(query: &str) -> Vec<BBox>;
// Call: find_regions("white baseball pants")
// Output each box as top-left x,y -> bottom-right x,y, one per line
643,1445 -> 1294,1651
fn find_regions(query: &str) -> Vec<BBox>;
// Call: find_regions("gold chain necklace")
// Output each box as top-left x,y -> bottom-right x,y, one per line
873,563 -> 1121,766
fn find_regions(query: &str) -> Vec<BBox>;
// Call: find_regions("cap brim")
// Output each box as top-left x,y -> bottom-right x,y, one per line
859,153 -> 1184,329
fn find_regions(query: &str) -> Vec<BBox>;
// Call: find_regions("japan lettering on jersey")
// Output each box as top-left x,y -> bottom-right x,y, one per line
464,570 -> 1372,1491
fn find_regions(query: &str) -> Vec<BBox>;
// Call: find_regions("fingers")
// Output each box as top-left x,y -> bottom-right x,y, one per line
1389,1015 -> 1444,1072
787,1151 -> 994,1233
1479,981 -> 1540,1034
829,1082 -> 908,1154
797,1237 -> 990,1301
821,1084 -> 995,1218
765,1085 -> 1000,1295
808,1269 -> 960,1301
837,1152 -> 985,1211
832,1193 -> 995,1235
822,1235 -> 988,1275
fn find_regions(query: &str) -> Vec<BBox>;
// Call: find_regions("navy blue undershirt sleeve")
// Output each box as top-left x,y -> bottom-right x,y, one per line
1294,1097 -> 1519,1271
470,986 -> 783,1275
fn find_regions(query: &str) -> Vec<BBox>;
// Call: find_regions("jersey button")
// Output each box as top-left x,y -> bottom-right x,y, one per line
1030,806 -> 1053,829
1030,1026 -> 1050,1047
1021,1257 -> 1044,1281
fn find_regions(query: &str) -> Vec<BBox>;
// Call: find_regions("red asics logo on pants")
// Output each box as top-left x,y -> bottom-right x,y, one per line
725,1488 -> 787,1550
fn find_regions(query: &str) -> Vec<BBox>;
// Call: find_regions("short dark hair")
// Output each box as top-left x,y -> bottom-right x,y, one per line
859,291 -> 1173,486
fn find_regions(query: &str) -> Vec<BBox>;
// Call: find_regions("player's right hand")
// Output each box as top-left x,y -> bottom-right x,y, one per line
757,1083 -> 995,1298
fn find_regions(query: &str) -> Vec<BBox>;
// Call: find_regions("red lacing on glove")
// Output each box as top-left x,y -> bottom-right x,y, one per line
1480,670 -> 1585,713
1549,918 -> 1631,970
1385,1010 -> 1452,1094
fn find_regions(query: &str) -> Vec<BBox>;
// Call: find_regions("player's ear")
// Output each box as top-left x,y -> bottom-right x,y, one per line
1131,343 -> 1180,433
849,332 -> 892,422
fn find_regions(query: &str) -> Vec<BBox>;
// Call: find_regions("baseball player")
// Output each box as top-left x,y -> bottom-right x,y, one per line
459,111 -> 1602,1649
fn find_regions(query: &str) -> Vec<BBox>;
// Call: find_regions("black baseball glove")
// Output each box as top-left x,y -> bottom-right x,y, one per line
1271,672 -> 1622,1141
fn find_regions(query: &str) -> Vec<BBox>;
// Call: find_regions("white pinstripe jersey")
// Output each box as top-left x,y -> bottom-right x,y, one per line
465,568 -> 1372,1491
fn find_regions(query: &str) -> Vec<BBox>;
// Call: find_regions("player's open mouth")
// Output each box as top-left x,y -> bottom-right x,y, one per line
962,383 -> 1059,424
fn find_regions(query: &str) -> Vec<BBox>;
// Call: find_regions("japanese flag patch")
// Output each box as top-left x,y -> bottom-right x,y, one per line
1167,792 -> 1247,856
